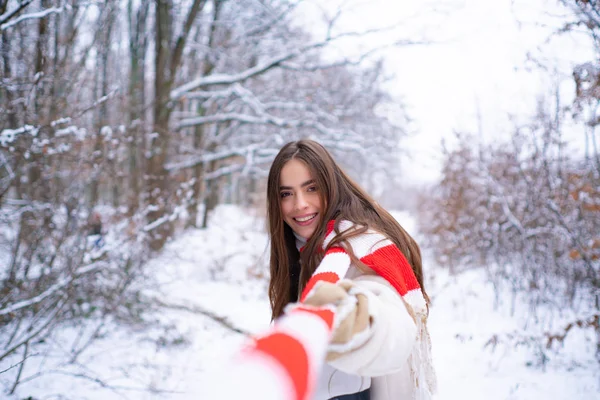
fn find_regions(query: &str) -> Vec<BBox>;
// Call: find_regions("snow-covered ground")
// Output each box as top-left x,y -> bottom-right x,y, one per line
10,205 -> 599,399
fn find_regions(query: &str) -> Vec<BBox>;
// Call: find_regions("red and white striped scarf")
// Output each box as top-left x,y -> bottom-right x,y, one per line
300,220 -> 428,315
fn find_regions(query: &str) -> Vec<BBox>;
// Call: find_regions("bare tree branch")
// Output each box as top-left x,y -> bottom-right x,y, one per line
0,0 -> 35,26
170,26 -> 415,99
8,341 -> 28,394
0,297 -> 67,364
152,298 -> 249,336
0,5 -> 64,32
169,0 -> 207,79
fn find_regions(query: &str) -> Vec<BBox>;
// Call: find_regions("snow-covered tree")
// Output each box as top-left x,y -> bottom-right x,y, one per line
418,100 -> 599,318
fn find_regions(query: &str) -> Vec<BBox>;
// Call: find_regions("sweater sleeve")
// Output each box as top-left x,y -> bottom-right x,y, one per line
327,274 -> 417,377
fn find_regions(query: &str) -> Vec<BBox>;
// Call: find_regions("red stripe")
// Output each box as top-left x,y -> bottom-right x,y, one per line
326,220 -> 336,236
254,332 -> 309,400
360,243 -> 420,296
300,271 -> 339,302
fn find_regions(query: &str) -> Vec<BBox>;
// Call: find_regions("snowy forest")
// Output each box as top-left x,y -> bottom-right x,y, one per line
0,0 -> 598,399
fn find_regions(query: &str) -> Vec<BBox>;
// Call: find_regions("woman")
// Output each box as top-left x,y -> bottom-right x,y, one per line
266,139 -> 436,400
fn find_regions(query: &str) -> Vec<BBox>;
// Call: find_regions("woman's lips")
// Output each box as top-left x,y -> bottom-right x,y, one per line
294,213 -> 317,226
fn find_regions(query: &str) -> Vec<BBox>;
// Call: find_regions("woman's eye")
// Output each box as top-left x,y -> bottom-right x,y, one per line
280,192 -> 291,198
307,186 -> 317,192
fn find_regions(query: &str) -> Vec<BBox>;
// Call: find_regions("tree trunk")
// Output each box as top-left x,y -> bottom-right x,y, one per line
127,0 -> 149,216
0,28 -> 17,130
146,0 -> 173,249
187,0 -> 222,228
147,0 -> 206,248
202,159 -> 219,228
89,4 -> 116,207
187,120 -> 205,228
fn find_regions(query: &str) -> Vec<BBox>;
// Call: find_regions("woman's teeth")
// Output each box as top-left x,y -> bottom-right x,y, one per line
295,214 -> 316,222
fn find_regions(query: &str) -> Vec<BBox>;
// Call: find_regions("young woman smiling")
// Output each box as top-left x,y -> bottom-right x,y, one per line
265,139 -> 436,400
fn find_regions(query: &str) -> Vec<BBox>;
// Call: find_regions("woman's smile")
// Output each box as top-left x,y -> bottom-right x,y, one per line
279,159 -> 323,239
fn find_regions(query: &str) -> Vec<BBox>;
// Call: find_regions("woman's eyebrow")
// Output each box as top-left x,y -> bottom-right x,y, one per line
279,179 -> 315,190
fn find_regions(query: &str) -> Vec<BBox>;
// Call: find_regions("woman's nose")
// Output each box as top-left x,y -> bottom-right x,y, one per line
295,193 -> 308,210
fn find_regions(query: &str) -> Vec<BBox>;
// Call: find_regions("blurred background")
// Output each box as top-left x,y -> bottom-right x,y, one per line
0,0 -> 598,398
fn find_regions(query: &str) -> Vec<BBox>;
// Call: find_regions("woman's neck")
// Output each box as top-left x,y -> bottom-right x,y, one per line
293,231 -> 307,251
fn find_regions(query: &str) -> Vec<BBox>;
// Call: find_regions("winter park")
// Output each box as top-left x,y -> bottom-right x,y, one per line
0,0 -> 599,399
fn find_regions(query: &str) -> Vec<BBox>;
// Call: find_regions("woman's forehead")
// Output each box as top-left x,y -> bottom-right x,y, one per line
280,159 -> 313,185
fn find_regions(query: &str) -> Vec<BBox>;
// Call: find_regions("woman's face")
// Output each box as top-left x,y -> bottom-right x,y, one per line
279,158 -> 323,240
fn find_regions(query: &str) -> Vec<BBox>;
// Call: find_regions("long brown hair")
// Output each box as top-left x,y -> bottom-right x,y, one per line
266,139 -> 428,319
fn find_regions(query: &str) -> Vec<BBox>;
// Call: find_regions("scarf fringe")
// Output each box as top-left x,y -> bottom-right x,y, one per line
409,313 -> 437,400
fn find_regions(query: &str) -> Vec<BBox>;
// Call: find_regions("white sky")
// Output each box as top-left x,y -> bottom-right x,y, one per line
294,0 -> 596,183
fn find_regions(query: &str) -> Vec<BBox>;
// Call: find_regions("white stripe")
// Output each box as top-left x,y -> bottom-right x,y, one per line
369,237 -> 394,253
404,288 -> 427,314
347,230 -> 389,259
323,221 -> 392,259
313,251 -> 352,279
323,228 -> 337,248
322,220 -> 357,248
337,220 -> 356,233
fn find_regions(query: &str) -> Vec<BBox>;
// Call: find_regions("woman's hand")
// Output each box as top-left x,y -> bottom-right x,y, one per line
303,280 -> 372,360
